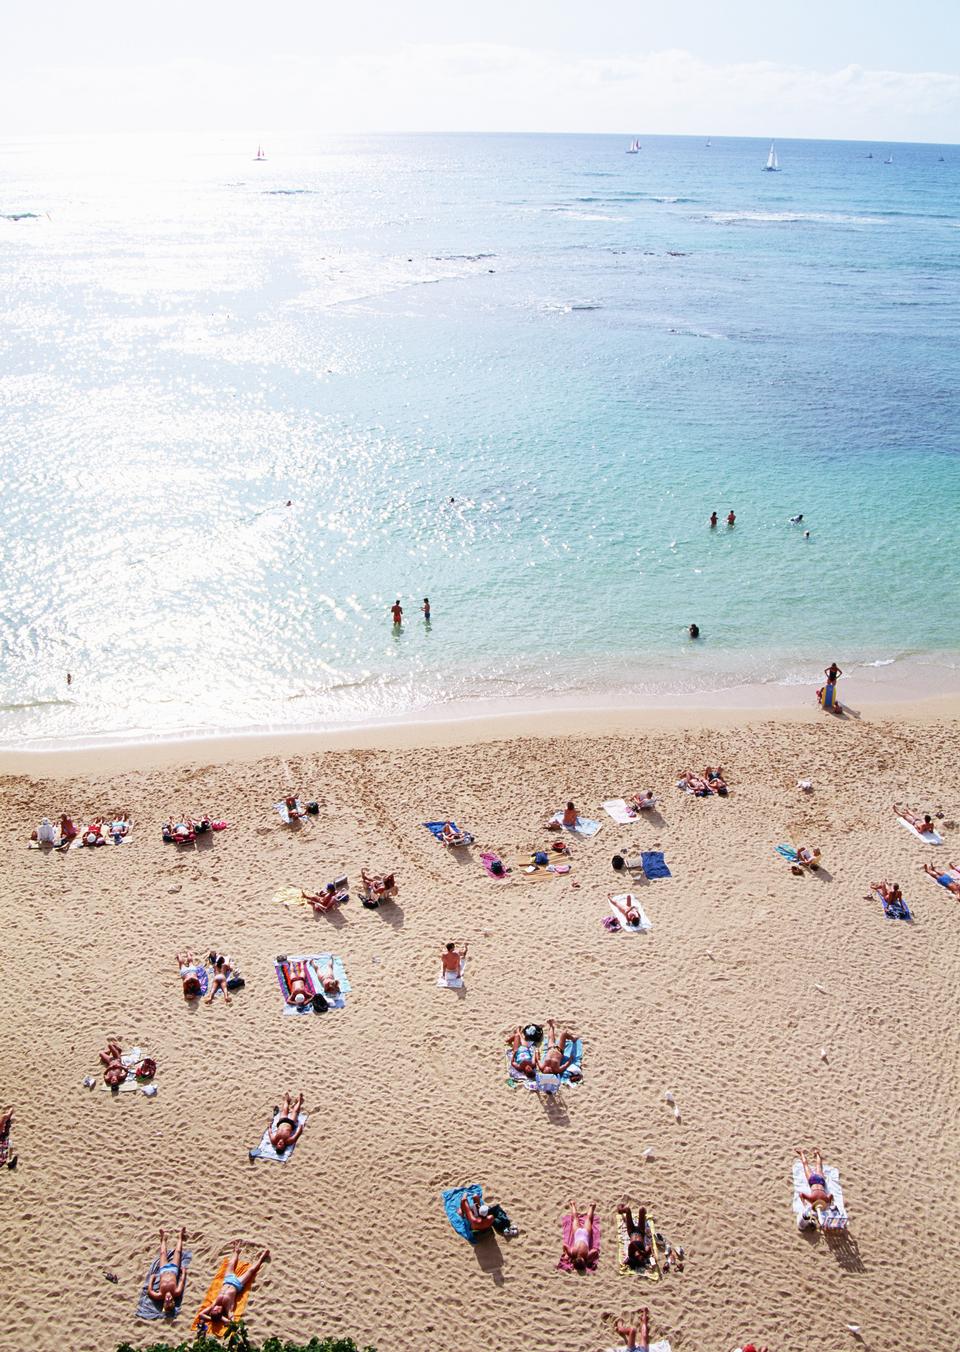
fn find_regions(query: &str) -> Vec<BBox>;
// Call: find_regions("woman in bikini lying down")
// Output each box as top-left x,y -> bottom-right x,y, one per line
195,1241 -> 270,1327
176,952 -> 204,999
609,893 -> 646,929
562,1201 -> 599,1271
267,1091 -> 304,1154
678,771 -> 711,796
282,960 -> 312,1006
147,1226 -> 188,1314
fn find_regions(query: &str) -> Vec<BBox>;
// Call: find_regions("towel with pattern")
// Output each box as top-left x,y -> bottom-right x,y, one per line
557,1210 -> 601,1272
792,1159 -> 848,1230
249,1110 -> 308,1162
136,1248 -> 192,1320
506,1032 -> 584,1088
615,1209 -> 661,1279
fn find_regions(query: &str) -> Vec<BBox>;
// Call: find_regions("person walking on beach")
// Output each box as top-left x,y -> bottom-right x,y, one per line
391,599 -> 403,626
727,509 -> 736,526
709,511 -> 717,528
422,597 -> 431,622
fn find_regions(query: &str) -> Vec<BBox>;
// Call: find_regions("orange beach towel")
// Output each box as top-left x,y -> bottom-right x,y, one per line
192,1257 -> 252,1337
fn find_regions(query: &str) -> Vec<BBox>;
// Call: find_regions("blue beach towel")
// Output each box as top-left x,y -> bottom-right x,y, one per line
136,1250 -> 192,1320
641,851 -> 671,879
424,821 -> 474,845
506,1033 -> 583,1088
443,1185 -> 483,1243
551,813 -> 602,837
875,889 -> 912,922
776,844 -> 799,862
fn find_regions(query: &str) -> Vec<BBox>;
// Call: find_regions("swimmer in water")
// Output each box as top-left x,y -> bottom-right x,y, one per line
727,510 -> 736,526
804,530 -> 811,538
709,511 -> 717,528
422,597 -> 431,621
688,623 -> 700,639
390,600 -> 403,626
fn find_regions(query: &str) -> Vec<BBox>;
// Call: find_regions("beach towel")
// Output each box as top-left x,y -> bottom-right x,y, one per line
896,815 -> 943,845
425,820 -> 475,846
640,851 -> 671,879
274,800 -> 303,825
873,888 -> 912,921
480,851 -> 509,880
616,1209 -> 661,1280
602,798 -> 637,825
677,779 -> 712,797
609,896 -> 652,933
275,958 -> 315,1011
512,854 -> 573,883
192,1258 -> 252,1335
437,959 -> 466,989
442,1185 -> 483,1243
274,884 -> 307,908
776,844 -> 800,863
249,1110 -> 308,1162
136,1249 -> 192,1320
188,965 -> 209,998
100,1048 -> 154,1093
507,1034 -> 583,1088
551,813 -> 601,837
557,1211 -> 601,1272
277,955 -> 350,1011
792,1159 -> 848,1230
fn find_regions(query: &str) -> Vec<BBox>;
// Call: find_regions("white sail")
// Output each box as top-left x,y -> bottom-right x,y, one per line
764,141 -> 779,171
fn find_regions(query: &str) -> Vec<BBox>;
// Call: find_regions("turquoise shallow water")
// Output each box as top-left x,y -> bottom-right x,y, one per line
1,131 -> 958,743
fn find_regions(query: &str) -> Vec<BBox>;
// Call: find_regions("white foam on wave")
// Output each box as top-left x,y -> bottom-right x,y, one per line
708,210 -> 888,227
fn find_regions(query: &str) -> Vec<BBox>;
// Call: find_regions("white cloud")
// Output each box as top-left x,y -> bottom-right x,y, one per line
4,44 -> 959,140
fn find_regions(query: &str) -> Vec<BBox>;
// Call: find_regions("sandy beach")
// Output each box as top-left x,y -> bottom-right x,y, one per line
2,698 -> 959,1352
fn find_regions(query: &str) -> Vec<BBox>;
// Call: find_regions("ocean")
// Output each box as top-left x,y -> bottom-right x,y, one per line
1,131 -> 958,745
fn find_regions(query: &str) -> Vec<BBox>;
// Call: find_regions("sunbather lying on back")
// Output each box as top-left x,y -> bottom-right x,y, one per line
83,818 -> 107,845
617,1204 -> 653,1269
268,1091 -> 304,1153
703,766 -> 728,794
678,771 -> 711,796
894,803 -> 936,834
147,1226 -> 188,1314
282,960 -> 312,1006
195,1241 -> 269,1327
609,893 -> 646,929
99,1040 -> 127,1086
604,1308 -> 650,1351
315,957 -> 341,996
562,1201 -> 599,1271
922,863 -> 960,896
176,952 -> 204,999
508,1027 -> 536,1079
796,1147 -> 835,1209
163,818 -> 194,844
538,1019 -> 579,1077
0,1107 -> 15,1168
282,795 -> 304,820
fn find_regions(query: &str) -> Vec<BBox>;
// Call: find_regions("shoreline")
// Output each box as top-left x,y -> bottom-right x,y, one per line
1,679 -> 958,777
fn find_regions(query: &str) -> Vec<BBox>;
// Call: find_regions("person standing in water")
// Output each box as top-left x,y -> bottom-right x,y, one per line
422,597 -> 431,622
727,509 -> 736,526
709,511 -> 717,528
689,623 -> 700,639
390,599 -> 403,626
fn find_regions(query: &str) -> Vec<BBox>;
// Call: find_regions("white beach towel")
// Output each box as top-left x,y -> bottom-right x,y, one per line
250,1111 -> 308,1162
896,815 -> 942,845
274,800 -> 304,825
792,1159 -> 847,1230
437,957 -> 466,988
602,798 -> 637,825
551,813 -> 602,836
609,895 -> 652,933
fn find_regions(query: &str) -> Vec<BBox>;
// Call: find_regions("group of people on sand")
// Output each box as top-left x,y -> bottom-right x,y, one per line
162,813 -> 223,843
146,1230 -> 270,1327
508,1020 -> 581,1082
31,812 -> 131,847
678,766 -> 729,796
176,951 -> 239,1003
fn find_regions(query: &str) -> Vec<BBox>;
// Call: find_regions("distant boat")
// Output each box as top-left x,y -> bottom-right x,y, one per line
884,153 -> 893,165
866,152 -> 873,159
625,139 -> 641,154
763,141 -> 779,172
705,138 -> 712,148
254,145 -> 266,161
939,153 -> 945,162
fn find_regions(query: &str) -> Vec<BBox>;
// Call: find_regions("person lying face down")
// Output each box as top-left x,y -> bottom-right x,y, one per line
147,1226 -> 188,1315
609,893 -> 645,929
195,1241 -> 270,1327
268,1091 -> 305,1154
796,1147 -> 835,1209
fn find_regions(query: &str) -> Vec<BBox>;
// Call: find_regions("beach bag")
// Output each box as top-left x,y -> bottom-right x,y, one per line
533,851 -> 549,866
523,1023 -> 543,1043
490,859 -> 505,876
135,1058 -> 157,1081
312,992 -> 329,1013
226,974 -> 245,991
612,854 -> 625,871
306,801 -> 320,814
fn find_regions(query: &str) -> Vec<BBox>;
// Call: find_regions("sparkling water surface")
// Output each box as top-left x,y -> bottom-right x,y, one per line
1,132 -> 958,744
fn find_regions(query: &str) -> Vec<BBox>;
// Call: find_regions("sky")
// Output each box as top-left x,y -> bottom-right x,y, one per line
3,0 -> 958,140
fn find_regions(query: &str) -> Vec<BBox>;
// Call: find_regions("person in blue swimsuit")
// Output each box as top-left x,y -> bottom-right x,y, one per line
147,1227 -> 188,1314
796,1147 -> 834,1209
196,1241 -> 270,1327
922,863 -> 960,896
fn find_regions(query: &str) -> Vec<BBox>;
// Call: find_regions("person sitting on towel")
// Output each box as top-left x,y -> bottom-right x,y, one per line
59,814 -> 78,843
460,1191 -> 496,1234
617,1204 -> 653,1269
441,821 -> 466,845
147,1226 -> 188,1315
793,844 -> 821,870
99,1040 -> 127,1087
205,952 -> 234,1004
894,803 -> 936,834
302,881 -> 345,913
872,880 -> 905,909
195,1241 -> 270,1328
282,960 -> 312,1006
609,893 -> 645,930
703,766 -> 728,794
176,951 -> 204,998
561,801 -> 579,826
922,864 -> 960,896
283,795 -> 303,820
628,790 -> 656,813
508,1027 -> 537,1080
562,1201 -> 599,1270
33,817 -> 58,844
268,1091 -> 305,1153
441,942 -> 467,979
796,1147 -> 835,1209
678,771 -> 711,796
538,1019 -> 579,1077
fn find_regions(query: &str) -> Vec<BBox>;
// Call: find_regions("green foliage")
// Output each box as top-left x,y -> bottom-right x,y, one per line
116,1320 -> 375,1352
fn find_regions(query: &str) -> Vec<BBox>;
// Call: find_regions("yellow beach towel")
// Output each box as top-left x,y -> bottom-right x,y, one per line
616,1209 -> 661,1280
192,1258 -> 251,1337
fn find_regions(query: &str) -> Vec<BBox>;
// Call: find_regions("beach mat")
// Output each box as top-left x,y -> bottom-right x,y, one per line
608,896 -> 652,933
424,820 -> 474,845
136,1249 -> 192,1320
274,884 -> 307,908
896,815 -> 942,845
602,799 -> 637,825
480,851 -> 510,880
510,854 -> 574,882
551,813 -> 601,837
792,1159 -> 847,1230
557,1210 -> 601,1272
641,851 -> 671,879
442,1185 -> 483,1243
616,1209 -> 661,1280
192,1258 -> 251,1336
506,1033 -> 583,1088
99,1048 -> 153,1093
249,1110 -> 308,1162
872,887 -> 912,921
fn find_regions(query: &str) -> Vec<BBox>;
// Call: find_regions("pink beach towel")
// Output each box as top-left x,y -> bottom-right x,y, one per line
481,852 -> 509,881
557,1211 -> 601,1273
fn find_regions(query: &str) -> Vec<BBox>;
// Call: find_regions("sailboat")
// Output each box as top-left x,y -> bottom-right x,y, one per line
254,144 -> 266,161
705,138 -> 712,148
939,153 -> 945,162
884,152 -> 893,165
763,141 -> 779,172
866,151 -> 873,159
625,139 -> 641,154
